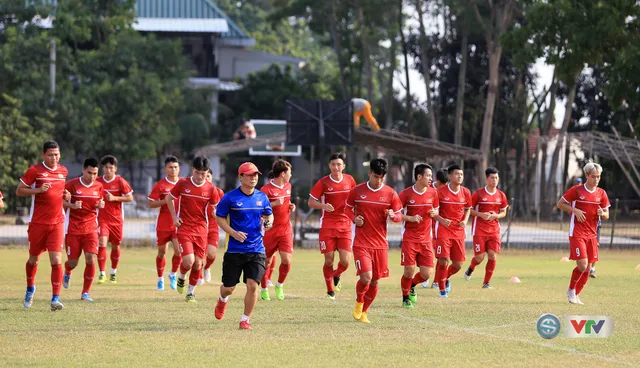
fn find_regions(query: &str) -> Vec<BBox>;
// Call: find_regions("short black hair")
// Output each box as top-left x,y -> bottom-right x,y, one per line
101,155 -> 118,166
83,158 -> 99,169
485,167 -> 499,177
414,164 -> 433,181
435,169 -> 448,184
329,152 -> 347,163
270,159 -> 291,179
192,156 -> 210,172
447,164 -> 462,174
164,155 -> 179,166
369,158 -> 388,176
42,140 -> 59,153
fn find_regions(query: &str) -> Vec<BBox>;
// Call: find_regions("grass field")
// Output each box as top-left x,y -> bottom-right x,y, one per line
1,247 -> 639,368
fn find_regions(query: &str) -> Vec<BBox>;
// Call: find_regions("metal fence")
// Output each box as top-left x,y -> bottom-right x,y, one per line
1,198 -> 639,249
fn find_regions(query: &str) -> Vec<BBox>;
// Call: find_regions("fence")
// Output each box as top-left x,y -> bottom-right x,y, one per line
1,198 -> 639,250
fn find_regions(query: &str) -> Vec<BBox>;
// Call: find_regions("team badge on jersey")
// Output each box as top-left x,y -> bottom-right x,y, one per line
328,187 -> 334,191
256,201 -> 263,206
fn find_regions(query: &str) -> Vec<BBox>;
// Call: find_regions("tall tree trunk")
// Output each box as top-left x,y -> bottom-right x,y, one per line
328,0 -> 348,100
416,0 -> 438,139
454,30 -> 468,145
538,71 -> 557,203
156,149 -> 162,182
355,1 -> 373,100
399,6 -> 413,133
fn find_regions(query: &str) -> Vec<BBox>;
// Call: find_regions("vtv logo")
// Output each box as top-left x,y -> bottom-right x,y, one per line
563,316 -> 614,338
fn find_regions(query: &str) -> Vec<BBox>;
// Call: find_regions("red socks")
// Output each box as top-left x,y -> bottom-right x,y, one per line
64,261 -> 72,276
204,256 -> 215,270
484,259 -> 496,284
412,273 -> 426,285
277,263 -> 291,284
171,254 -> 181,273
569,267 -> 583,289
156,256 -> 165,277
576,270 -> 589,295
98,247 -> 107,272
469,258 -> 481,271
356,280 -> 369,303
323,265 -> 334,293
83,263 -> 95,294
189,267 -> 201,287
334,262 -> 349,278
26,262 -> 38,287
401,276 -> 412,297
446,264 -> 461,279
437,263 -> 448,291
110,245 -> 121,269
51,264 -> 62,295
362,284 -> 378,312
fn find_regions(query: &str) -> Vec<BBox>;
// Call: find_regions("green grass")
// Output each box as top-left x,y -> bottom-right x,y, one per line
1,248 -> 639,367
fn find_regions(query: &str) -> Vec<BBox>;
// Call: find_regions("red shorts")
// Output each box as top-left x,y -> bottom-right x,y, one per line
353,246 -> 389,280
98,222 -> 123,246
569,237 -> 599,263
207,229 -> 219,247
434,238 -> 466,262
177,234 -> 207,259
156,230 -> 177,246
264,232 -> 294,257
318,228 -> 352,254
472,235 -> 501,255
28,222 -> 64,256
65,233 -> 99,259
401,241 -> 434,267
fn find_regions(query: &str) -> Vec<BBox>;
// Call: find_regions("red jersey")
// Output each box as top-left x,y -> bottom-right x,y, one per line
97,175 -> 133,225
561,184 -> 610,238
148,177 -> 179,232
260,180 -> 293,237
169,177 -> 219,236
309,174 -> 357,230
64,178 -> 103,235
399,185 -> 439,243
346,182 -> 402,249
435,184 -> 472,240
0,190 -> 3,200
20,162 -> 69,225
208,187 -> 225,232
471,187 -> 509,236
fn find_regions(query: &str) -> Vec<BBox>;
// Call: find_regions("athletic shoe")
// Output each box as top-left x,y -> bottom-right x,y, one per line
445,279 -> 451,293
63,274 -> 71,289
464,267 -> 473,281
567,289 -> 578,304
482,283 -> 492,289
359,311 -> 371,324
81,292 -> 94,302
439,290 -> 448,298
431,282 -> 439,289
185,293 -> 197,303
575,295 -> 585,305
275,285 -> 285,300
197,278 -> 204,286
214,299 -> 227,320
109,273 -> 117,284
326,292 -> 336,300
97,273 -> 106,284
260,289 -> 270,301
353,301 -> 364,320
333,276 -> 342,292
267,280 -> 274,287
403,299 -> 414,309
239,320 -> 252,330
168,274 -> 177,290
24,287 -> 35,309
50,296 -> 64,311
409,286 -> 417,303
157,279 -> 165,291
421,281 -> 430,288
204,269 -> 212,283
589,269 -> 597,279
176,278 -> 186,294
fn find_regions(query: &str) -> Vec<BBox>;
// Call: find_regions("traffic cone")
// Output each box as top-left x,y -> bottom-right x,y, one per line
635,264 -> 640,271
560,257 -> 570,262
509,276 -> 521,283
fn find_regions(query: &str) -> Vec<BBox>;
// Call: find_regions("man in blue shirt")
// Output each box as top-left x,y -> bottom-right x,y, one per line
214,162 -> 273,330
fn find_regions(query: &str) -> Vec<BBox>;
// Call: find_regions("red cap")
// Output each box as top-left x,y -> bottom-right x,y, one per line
238,162 -> 261,175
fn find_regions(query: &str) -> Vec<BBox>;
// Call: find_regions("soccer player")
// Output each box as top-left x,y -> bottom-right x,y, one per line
147,156 -> 181,291
214,162 -> 273,330
426,168 -> 449,289
399,164 -> 439,308
96,155 -> 133,284
556,162 -> 610,305
264,255 -> 277,287
165,157 -> 219,302
352,98 -> 380,131
203,169 -> 225,284
62,158 -> 105,302
348,158 -> 402,323
16,140 -> 70,311
308,152 -> 357,299
464,167 -> 509,288
434,164 -> 472,298
259,160 -> 296,300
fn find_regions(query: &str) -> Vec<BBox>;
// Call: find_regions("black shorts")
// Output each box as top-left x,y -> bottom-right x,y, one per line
221,252 -> 266,287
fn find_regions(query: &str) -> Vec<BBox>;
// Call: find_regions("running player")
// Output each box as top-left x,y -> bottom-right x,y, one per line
557,162 -> 609,305
17,140 -> 69,311
434,164 -> 472,298
464,167 -> 509,288
308,152 -> 357,299
399,164 -> 439,308
260,160 -> 295,301
96,155 -> 133,284
427,168 -> 448,288
203,169 -> 225,284
62,158 -> 105,302
165,157 -> 219,302
348,158 -> 403,323
147,156 -> 181,290
214,162 -> 273,330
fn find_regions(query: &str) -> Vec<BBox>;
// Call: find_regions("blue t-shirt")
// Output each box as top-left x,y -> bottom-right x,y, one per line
216,187 -> 273,253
